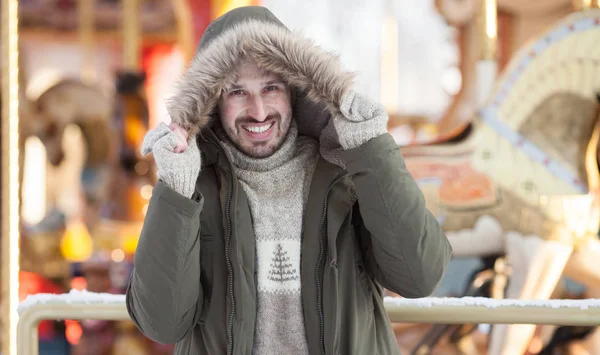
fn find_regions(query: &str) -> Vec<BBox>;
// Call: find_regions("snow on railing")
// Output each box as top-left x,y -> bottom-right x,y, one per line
16,290 -> 600,354
17,289 -> 125,314
384,295 -> 600,310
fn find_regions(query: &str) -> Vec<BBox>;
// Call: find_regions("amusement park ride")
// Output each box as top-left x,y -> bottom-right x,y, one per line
1,0 -> 600,354
395,0 -> 600,354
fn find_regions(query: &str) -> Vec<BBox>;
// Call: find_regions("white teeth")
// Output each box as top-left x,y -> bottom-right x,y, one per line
244,123 -> 272,133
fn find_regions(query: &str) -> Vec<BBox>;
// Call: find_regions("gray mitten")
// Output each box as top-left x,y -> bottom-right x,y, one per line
141,123 -> 201,198
332,90 -> 389,150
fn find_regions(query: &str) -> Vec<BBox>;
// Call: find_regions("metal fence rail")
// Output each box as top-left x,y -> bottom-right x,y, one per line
16,291 -> 600,354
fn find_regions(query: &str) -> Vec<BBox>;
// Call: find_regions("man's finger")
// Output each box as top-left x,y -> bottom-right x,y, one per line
169,122 -> 189,153
169,122 -> 188,137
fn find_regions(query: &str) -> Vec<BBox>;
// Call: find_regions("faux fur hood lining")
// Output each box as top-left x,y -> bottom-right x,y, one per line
166,19 -> 355,141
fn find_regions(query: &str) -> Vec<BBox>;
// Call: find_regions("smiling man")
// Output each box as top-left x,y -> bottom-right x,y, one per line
218,60 -> 293,158
126,6 -> 452,355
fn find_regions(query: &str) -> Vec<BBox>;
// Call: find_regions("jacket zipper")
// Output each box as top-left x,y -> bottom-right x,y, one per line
224,165 -> 236,355
316,172 -> 347,355
210,135 -> 236,355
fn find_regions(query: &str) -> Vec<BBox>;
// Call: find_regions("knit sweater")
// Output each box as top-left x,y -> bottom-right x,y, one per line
217,121 -> 318,355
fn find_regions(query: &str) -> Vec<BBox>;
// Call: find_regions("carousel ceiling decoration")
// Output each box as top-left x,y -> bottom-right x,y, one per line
17,0 -> 176,32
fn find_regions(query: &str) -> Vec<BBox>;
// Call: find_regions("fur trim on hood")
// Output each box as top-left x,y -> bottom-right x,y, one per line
166,7 -> 355,144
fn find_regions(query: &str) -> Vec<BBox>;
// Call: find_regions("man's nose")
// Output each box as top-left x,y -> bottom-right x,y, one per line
247,96 -> 268,121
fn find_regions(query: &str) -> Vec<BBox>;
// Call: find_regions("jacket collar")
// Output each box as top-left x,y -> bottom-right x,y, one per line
198,126 -> 344,179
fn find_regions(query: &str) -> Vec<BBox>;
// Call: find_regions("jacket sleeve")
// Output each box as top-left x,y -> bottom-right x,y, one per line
126,179 -> 204,343
342,133 -> 452,298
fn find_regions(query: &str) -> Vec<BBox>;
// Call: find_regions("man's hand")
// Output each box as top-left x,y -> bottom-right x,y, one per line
142,122 -> 201,198
331,90 -> 389,150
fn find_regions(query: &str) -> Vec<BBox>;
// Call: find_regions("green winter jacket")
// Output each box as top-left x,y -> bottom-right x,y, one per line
126,6 -> 452,355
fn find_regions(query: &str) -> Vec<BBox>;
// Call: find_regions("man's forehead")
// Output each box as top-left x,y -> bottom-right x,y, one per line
233,61 -> 284,83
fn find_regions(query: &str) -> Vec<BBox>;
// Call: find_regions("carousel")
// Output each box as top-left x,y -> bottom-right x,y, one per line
395,0 -> 600,354
2,0 -> 600,354
4,0 -> 200,353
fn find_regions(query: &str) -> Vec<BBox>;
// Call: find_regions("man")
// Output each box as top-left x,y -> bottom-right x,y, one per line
126,6 -> 452,355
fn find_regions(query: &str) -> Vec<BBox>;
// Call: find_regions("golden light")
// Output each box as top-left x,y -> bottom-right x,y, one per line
1,0 -> 20,353
561,195 -> 597,241
212,0 -> 256,19
573,0 -> 595,10
543,194 -> 599,245
122,232 -> 140,255
140,184 -> 153,199
484,0 -> 497,40
21,137 -> 47,224
478,0 -> 498,60
60,220 -> 94,262
134,161 -> 149,175
111,249 -> 125,263
70,276 -> 87,291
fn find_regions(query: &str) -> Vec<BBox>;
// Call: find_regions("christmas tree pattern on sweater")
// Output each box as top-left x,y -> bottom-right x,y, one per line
268,243 -> 299,283
257,239 -> 301,293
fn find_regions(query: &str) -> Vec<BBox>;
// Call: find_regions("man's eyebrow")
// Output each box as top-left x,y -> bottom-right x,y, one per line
228,84 -> 245,90
262,80 -> 285,86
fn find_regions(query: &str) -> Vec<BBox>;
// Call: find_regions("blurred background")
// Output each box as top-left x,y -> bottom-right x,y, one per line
2,0 -> 600,354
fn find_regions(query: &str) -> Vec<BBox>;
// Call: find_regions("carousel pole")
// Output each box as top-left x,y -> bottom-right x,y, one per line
1,0 -> 21,353
173,0 -> 195,63
572,0 -> 597,10
431,0 -> 479,135
79,0 -> 96,83
122,0 -> 141,72
476,0 -> 498,106
477,0 -> 497,61
116,0 -> 151,223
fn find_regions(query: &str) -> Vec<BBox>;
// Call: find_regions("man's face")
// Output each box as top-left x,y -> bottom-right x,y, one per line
218,60 -> 292,158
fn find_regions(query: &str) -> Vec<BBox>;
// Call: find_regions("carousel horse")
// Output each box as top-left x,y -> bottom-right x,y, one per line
19,71 -> 154,256
21,76 -> 114,167
18,77 -> 116,241
400,9 -> 600,355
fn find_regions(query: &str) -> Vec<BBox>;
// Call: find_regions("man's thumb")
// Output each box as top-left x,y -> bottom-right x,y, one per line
141,123 -> 171,155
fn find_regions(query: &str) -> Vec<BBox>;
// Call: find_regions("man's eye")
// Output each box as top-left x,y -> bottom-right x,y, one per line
264,85 -> 278,92
230,90 -> 245,96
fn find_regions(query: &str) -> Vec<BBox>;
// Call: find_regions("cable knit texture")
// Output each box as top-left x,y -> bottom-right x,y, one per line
141,123 -> 201,198
216,120 -> 318,355
331,90 -> 389,150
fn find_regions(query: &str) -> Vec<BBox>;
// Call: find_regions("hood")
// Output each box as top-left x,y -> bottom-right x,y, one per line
166,6 -> 354,144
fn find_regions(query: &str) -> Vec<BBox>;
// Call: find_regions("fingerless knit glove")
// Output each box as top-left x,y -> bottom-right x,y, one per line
141,123 -> 201,198
332,90 -> 389,150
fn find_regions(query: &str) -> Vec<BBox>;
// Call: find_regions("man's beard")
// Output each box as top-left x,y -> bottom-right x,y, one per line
223,112 -> 291,159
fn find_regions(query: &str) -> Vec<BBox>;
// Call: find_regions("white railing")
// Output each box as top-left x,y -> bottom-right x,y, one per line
16,290 -> 600,354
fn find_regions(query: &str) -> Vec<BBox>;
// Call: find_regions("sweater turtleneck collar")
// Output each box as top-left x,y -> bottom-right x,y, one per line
216,120 -> 300,173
